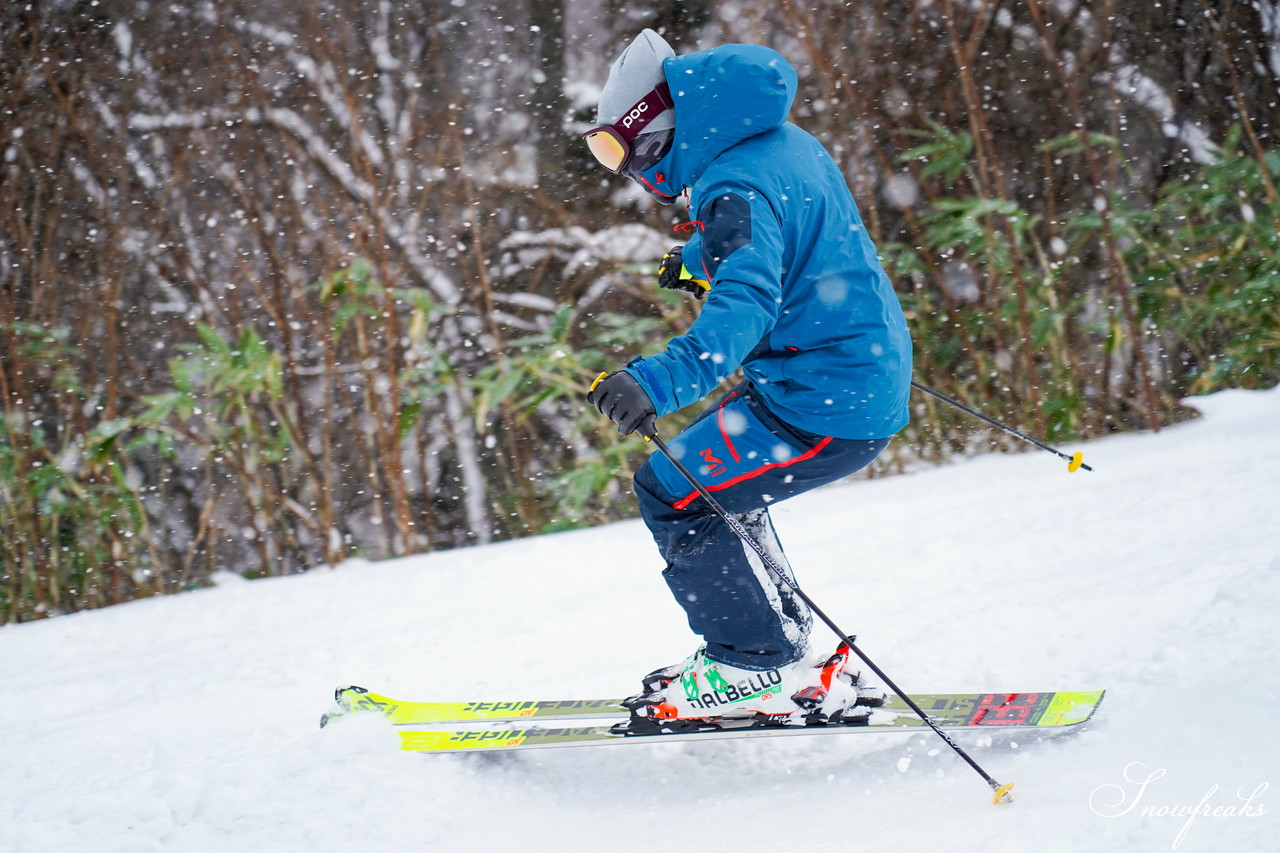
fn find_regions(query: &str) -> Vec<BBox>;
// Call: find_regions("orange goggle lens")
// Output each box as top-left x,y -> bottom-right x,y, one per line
583,129 -> 628,173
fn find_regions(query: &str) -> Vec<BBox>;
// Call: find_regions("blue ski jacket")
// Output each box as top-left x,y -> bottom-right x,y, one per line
623,44 -> 912,440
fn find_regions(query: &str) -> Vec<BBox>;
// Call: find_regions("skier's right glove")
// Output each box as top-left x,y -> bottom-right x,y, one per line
587,371 -> 657,438
657,246 -> 710,299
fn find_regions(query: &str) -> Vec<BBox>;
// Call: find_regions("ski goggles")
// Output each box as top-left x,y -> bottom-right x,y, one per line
581,83 -> 674,173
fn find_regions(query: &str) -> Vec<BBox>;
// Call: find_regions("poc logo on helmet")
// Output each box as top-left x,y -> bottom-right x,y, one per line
620,102 -> 650,129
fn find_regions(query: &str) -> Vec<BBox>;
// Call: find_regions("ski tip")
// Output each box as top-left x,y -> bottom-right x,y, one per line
333,685 -> 367,707
324,686 -> 369,728
992,781 -> 1016,806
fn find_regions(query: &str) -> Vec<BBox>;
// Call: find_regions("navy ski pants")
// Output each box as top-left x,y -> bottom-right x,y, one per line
633,382 -> 891,670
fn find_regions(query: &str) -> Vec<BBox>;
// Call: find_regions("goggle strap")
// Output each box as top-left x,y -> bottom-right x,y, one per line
613,83 -> 673,144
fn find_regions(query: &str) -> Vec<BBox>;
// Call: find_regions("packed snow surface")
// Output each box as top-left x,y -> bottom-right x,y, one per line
2,387 -> 1278,853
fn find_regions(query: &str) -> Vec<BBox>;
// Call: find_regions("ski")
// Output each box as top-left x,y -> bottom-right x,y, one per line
392,689 -> 1104,753
322,688 -> 1105,754
322,687 -> 629,726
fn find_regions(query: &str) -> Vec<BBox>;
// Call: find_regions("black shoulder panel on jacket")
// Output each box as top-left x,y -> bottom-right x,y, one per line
699,193 -> 753,281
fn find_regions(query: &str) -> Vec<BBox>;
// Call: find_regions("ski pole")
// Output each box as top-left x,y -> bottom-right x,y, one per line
631,413 -> 1016,806
911,380 -> 1092,472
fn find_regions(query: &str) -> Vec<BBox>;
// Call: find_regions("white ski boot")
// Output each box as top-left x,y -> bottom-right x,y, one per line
625,643 -> 882,727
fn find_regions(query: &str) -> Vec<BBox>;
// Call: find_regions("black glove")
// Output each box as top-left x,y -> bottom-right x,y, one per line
587,371 -> 657,438
657,246 -> 710,299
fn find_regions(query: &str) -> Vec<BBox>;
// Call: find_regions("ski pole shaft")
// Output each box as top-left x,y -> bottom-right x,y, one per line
643,420 -> 1015,805
911,380 -> 1092,472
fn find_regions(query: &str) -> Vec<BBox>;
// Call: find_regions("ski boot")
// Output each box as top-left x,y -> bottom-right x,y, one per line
617,644 -> 881,734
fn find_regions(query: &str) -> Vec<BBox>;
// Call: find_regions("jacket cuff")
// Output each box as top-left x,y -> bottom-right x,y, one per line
624,357 -> 671,413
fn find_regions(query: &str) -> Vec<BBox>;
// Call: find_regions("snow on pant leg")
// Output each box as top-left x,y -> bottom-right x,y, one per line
633,383 -> 892,670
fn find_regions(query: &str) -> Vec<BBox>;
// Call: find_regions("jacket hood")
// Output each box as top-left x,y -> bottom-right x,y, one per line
637,44 -> 798,198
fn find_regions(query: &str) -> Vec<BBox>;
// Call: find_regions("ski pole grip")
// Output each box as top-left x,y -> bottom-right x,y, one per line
638,414 -> 658,442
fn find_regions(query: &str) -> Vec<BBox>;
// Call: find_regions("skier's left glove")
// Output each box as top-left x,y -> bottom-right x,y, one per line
657,246 -> 710,299
587,371 -> 656,438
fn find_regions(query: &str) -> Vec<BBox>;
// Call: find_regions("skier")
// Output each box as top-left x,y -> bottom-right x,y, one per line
583,30 -> 913,722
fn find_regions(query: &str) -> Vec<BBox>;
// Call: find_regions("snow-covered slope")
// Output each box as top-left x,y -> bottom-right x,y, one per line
2,387 -> 1277,853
